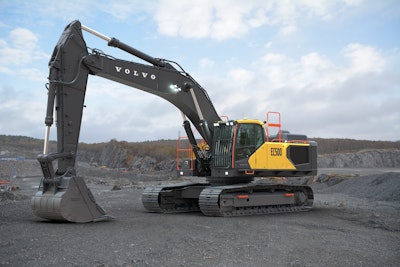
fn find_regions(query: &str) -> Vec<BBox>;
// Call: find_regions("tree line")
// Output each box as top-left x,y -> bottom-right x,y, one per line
1,135 -> 399,160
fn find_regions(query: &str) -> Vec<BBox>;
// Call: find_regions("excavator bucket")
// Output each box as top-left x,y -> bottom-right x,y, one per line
31,176 -> 110,223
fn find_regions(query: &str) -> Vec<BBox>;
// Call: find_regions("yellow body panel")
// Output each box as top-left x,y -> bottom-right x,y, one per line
248,142 -> 309,170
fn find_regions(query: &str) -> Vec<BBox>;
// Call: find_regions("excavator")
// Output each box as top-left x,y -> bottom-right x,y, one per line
31,20 -> 317,222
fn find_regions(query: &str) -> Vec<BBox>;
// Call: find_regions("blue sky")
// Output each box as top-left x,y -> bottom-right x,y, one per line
1,0 -> 399,143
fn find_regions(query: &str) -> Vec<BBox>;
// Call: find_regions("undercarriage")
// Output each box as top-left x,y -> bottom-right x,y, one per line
142,181 -> 313,216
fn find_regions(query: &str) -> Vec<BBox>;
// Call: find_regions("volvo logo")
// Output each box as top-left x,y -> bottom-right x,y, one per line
114,66 -> 156,80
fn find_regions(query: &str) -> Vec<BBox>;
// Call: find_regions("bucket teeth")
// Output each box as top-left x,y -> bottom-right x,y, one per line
31,176 -> 111,223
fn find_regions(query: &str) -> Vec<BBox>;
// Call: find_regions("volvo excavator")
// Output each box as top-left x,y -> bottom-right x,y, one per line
31,20 -> 317,222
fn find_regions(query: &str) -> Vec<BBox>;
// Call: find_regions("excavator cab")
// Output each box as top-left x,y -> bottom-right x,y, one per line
208,118 -> 317,184
234,121 -> 265,161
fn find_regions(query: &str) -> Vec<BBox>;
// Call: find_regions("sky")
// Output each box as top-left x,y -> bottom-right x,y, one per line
0,0 -> 399,143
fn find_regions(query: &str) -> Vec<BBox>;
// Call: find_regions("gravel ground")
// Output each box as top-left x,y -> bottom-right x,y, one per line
1,164 -> 399,267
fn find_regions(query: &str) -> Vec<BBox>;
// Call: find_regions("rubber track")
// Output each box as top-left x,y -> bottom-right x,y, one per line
199,184 -> 314,217
142,182 -> 209,213
142,185 -> 165,212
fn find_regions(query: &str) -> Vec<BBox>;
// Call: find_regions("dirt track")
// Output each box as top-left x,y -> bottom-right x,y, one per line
1,169 -> 400,266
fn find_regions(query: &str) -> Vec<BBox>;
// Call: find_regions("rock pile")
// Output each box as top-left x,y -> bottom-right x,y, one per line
319,172 -> 400,202
318,149 -> 400,168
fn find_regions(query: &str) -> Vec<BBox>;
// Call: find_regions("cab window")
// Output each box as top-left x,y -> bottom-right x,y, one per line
235,123 -> 265,160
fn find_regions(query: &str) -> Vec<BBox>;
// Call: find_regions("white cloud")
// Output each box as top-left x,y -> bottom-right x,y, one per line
298,0 -> 336,20
279,25 -> 297,36
228,68 -> 255,86
0,85 -> 44,137
0,27 -> 47,75
199,58 -> 215,68
153,0 -> 264,40
0,65 -> 13,75
199,42 -> 399,140
10,28 -> 38,49
342,43 -> 386,74
19,68 -> 47,82
99,1 -> 155,21
210,1 -> 255,40
35,1 -> 93,21
149,0 -> 365,39
154,0 -> 214,38
255,44 -> 387,92
152,1 -> 291,39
